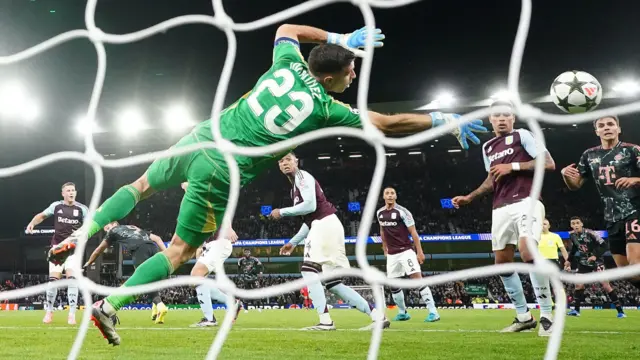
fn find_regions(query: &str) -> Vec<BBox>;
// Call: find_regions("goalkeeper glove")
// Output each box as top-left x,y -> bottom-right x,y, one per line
327,27 -> 385,57
430,112 -> 488,150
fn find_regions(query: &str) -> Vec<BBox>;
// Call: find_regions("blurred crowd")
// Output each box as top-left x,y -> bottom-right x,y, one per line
4,272 -> 639,308
116,151 -> 605,242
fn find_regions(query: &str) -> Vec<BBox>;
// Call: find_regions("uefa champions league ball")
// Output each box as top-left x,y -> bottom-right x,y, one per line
550,70 -> 602,113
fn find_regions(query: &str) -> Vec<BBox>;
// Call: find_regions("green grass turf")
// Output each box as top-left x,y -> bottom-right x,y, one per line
0,309 -> 637,359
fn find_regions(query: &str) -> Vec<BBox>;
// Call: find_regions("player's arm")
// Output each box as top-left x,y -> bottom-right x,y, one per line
256,258 -> 264,277
379,225 -> 388,256
408,225 -> 425,262
615,145 -> 640,189
275,24 -> 384,56
563,151 -> 589,190
84,239 -> 109,268
26,202 -> 57,233
149,233 -> 167,251
279,172 -> 317,217
587,229 -> 607,259
280,223 -> 310,255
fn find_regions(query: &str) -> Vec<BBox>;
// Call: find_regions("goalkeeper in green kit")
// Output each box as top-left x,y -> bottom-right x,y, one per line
49,24 -> 487,345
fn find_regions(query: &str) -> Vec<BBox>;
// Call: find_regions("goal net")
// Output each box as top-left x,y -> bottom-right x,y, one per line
1,1 -> 640,360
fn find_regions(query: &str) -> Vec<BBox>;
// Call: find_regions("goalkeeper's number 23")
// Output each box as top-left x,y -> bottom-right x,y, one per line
247,69 -> 314,135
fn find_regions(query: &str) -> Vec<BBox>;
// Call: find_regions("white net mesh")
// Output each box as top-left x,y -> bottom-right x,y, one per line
2,0 -> 640,359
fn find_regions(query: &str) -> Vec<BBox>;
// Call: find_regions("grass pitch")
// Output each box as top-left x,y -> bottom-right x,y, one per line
0,309 -> 637,359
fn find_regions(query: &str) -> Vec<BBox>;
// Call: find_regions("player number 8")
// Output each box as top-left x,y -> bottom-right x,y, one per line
247,69 -> 314,135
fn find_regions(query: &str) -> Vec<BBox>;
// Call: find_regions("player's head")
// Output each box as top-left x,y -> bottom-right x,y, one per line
593,116 -> 621,142
488,100 -> 515,136
308,44 -> 356,93
243,248 -> 251,258
278,152 -> 299,176
103,221 -> 119,232
61,182 -> 77,202
542,218 -> 551,233
383,187 -> 397,205
570,216 -> 583,232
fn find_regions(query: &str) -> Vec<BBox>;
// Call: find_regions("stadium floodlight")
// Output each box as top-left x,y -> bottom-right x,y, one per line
448,149 -> 462,153
408,151 -> 422,155
163,104 -> 195,131
317,156 -> 331,160
75,116 -> 101,136
117,107 -> 147,137
434,91 -> 456,107
612,80 -> 640,97
385,152 -> 396,157
0,81 -> 39,121
349,154 -> 362,158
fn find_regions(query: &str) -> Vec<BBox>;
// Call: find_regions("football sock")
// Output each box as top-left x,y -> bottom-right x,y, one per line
607,290 -> 624,314
87,185 -> 141,238
391,288 -> 407,314
419,286 -> 438,314
574,288 -> 585,312
46,277 -> 58,312
196,285 -> 215,322
67,277 -> 78,316
301,265 -> 331,324
105,252 -> 173,311
328,283 -> 372,316
529,271 -> 553,318
500,273 -> 528,315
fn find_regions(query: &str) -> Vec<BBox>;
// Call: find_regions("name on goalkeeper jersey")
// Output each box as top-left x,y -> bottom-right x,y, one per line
290,63 -> 322,100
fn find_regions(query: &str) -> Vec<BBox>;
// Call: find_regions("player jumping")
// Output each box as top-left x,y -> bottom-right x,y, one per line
377,187 -> 440,323
561,115 -> 640,296
238,248 -> 265,313
565,216 -> 626,318
452,100 -> 557,336
50,24 -> 485,345
276,152 -> 390,330
26,182 -> 87,325
83,222 -> 169,323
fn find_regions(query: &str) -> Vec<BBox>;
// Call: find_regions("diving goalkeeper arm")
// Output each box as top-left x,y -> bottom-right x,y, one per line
275,24 -> 384,56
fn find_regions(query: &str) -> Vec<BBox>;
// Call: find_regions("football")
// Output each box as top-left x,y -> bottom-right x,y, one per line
550,70 -> 602,113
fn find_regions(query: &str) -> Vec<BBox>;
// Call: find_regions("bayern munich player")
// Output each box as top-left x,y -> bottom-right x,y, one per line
25,182 -> 88,325
377,187 -> 440,322
275,152 -> 389,330
452,100 -> 556,336
561,116 -> 640,293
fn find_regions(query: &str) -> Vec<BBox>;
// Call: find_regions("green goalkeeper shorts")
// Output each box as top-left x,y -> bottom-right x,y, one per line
146,132 -> 230,247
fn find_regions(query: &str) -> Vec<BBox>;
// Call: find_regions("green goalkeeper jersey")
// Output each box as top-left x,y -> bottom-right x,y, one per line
191,39 -> 363,186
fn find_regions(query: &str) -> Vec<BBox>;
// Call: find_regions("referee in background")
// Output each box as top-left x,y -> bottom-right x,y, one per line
538,218 -> 570,269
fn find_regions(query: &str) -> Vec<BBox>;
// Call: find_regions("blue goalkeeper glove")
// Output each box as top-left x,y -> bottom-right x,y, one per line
430,112 -> 488,150
327,27 -> 385,57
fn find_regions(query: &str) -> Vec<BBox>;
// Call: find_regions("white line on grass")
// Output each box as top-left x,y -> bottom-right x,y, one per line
0,326 -> 637,335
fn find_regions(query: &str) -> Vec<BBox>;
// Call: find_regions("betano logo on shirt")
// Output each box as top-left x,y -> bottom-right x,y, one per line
488,148 -> 514,163
57,217 -> 80,225
380,221 -> 398,227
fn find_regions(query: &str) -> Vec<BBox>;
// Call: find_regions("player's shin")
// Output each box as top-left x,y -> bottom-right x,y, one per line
391,288 -> 407,314
606,290 -> 624,314
87,185 -> 141,238
46,277 -> 59,312
528,270 -> 553,319
196,285 -> 215,322
574,288 -> 585,312
301,262 -> 332,324
419,286 -> 438,315
326,281 -> 374,318
67,277 -> 79,316
103,252 -> 174,314
500,273 -> 530,318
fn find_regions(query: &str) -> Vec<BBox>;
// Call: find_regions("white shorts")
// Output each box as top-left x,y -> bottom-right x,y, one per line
197,238 -> 233,274
386,249 -> 420,278
49,253 -> 77,275
304,214 -> 350,273
491,198 -> 545,251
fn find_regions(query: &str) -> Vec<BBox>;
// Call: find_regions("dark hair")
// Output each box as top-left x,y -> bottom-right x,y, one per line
308,44 -> 356,75
61,182 -> 75,190
383,186 -> 396,192
570,216 -> 582,222
593,115 -> 620,129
